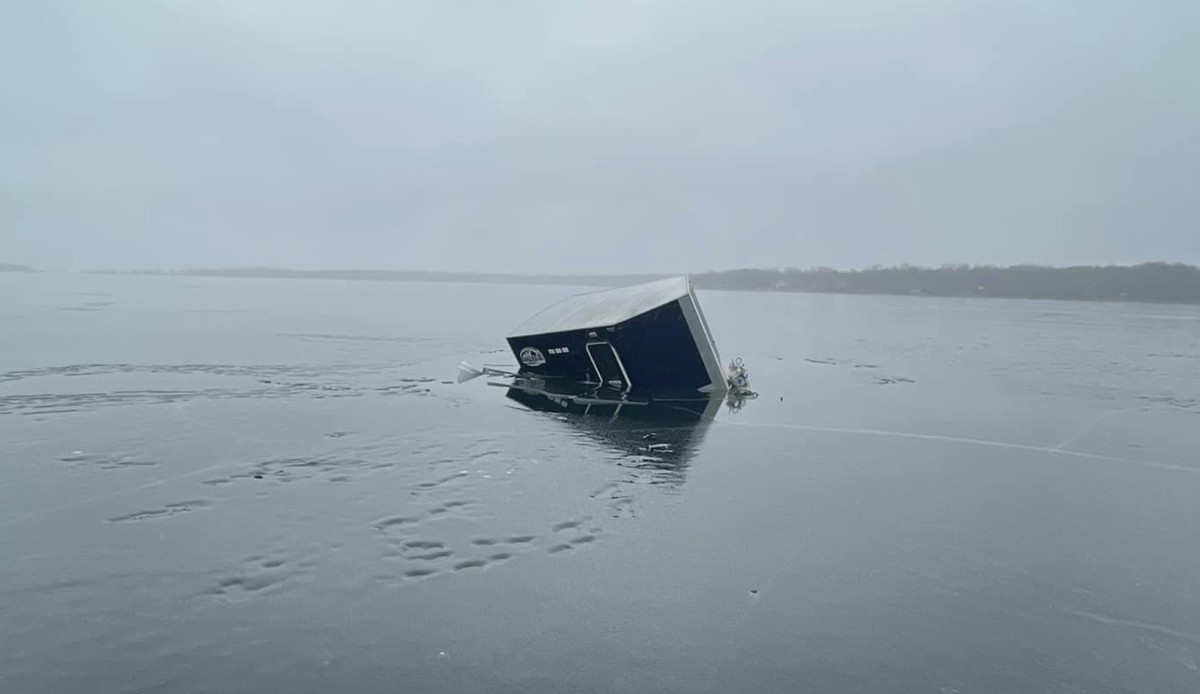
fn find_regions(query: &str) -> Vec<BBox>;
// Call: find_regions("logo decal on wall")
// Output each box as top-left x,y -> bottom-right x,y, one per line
519,347 -> 546,367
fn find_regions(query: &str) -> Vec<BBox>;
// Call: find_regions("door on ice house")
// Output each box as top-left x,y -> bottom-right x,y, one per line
585,341 -> 631,391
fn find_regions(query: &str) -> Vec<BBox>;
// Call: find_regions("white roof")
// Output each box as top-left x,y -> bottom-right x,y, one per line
509,276 -> 691,337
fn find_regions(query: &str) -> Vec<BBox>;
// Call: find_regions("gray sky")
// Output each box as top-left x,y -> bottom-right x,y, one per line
2,0 -> 1197,273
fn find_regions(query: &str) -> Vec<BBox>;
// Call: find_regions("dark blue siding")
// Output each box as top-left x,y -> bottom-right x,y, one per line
608,301 -> 711,391
506,299 -> 713,392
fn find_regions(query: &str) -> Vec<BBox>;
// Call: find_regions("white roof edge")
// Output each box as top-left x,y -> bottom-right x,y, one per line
508,276 -> 691,338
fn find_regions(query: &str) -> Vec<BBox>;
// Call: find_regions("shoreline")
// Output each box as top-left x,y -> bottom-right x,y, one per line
55,267 -> 1200,307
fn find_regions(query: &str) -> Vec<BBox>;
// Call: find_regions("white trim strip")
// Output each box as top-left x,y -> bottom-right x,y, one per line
678,280 -> 726,393
688,276 -> 721,365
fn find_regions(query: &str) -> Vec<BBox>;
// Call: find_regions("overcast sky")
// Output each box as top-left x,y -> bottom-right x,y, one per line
2,0 -> 1197,273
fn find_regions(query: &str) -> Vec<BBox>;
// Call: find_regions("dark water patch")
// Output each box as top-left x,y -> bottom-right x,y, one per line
229,454 -> 378,485
403,568 -> 439,579
426,500 -> 475,515
1137,394 -> 1199,410
280,458 -> 322,468
508,535 -> 536,544
409,440 -> 445,456
109,499 -> 211,523
209,571 -> 285,596
805,358 -> 836,365
1148,351 -> 1198,359
589,482 -> 621,498
417,470 -> 470,489
109,508 -> 171,522
309,384 -> 362,399
608,497 -> 636,518
489,553 -> 513,562
374,515 -> 422,530
402,540 -> 445,550
873,375 -> 916,385
546,544 -> 573,554
57,451 -> 159,470
453,559 -> 488,571
380,385 -> 433,396
168,500 -> 208,509
552,520 -> 583,532
411,550 -> 453,561
569,535 -> 596,545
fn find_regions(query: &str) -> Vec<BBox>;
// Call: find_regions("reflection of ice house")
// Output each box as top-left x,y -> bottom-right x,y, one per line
502,376 -> 720,486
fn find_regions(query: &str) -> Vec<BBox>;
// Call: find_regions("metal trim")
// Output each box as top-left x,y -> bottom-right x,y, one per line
678,278 -> 726,392
585,341 -> 633,392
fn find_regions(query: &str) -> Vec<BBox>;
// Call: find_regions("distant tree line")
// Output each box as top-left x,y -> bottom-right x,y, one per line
691,263 -> 1200,303
0,263 -> 35,272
